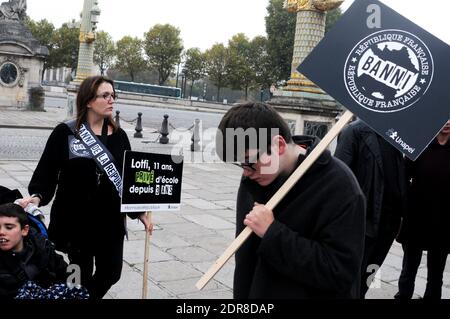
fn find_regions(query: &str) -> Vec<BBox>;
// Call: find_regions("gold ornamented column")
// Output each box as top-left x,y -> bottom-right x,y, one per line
284,0 -> 343,93
73,0 -> 100,83
66,0 -> 100,118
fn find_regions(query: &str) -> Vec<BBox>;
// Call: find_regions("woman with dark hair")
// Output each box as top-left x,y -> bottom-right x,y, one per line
19,76 -> 153,299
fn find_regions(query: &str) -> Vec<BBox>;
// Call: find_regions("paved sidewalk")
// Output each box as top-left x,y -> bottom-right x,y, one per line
1,106 -> 449,299
0,106 -> 67,129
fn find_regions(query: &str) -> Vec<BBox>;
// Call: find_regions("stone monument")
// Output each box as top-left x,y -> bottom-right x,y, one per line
269,0 -> 344,139
66,0 -> 100,119
0,0 -> 48,110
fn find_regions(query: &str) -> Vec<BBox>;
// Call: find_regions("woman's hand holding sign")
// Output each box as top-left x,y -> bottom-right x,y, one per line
138,213 -> 154,235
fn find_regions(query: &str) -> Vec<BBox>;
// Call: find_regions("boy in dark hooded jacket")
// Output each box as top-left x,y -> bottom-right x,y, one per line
0,203 -> 68,299
216,102 -> 366,299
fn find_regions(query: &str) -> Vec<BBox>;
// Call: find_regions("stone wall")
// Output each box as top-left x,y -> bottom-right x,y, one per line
0,19 -> 48,109
0,53 -> 44,108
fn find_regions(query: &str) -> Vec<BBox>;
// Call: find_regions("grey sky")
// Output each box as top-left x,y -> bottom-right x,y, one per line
27,0 -> 268,51
26,0 -> 450,51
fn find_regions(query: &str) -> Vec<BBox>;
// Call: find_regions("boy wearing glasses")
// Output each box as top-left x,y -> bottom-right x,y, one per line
216,102 -> 366,299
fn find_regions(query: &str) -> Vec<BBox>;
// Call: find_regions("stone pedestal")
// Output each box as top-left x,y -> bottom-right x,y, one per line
269,90 -> 342,149
66,83 -> 79,120
28,85 -> 45,111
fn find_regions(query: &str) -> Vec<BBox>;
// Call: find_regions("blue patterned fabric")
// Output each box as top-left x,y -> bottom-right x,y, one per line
15,281 -> 89,299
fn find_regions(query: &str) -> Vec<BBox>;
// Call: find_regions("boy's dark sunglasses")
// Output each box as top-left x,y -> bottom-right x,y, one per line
231,152 -> 260,171
232,162 -> 257,171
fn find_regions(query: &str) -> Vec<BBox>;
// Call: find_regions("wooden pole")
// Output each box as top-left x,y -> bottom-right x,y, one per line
142,211 -> 152,299
195,109 -> 354,290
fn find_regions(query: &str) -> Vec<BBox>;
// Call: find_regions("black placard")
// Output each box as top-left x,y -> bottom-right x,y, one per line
298,0 -> 450,160
121,151 -> 184,212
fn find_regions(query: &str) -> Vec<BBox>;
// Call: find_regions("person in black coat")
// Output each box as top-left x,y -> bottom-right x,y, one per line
18,76 -> 153,299
395,119 -> 450,299
216,102 -> 366,299
0,203 -> 68,299
335,119 -> 407,298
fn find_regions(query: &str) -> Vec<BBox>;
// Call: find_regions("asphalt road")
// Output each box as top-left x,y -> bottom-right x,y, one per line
44,96 -> 223,131
1,97 -> 225,160
0,128 -> 50,160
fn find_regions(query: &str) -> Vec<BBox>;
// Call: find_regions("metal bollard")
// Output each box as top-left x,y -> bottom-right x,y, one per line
115,110 -> 121,128
191,119 -> 201,152
134,112 -> 143,138
159,114 -> 169,144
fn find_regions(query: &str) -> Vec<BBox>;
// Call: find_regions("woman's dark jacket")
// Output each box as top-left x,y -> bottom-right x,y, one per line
334,120 -> 407,238
234,136 -> 366,299
0,229 -> 68,299
397,138 -> 450,251
28,123 -> 134,252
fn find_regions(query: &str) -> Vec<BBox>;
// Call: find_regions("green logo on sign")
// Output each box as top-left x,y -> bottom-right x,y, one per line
135,170 -> 154,185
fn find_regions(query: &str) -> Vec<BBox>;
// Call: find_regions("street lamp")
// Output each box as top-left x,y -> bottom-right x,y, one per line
100,61 -> 106,76
180,74 -> 186,99
66,0 -> 101,119
73,0 -> 101,82
71,49 -> 77,79
90,4 -> 101,31
175,55 -> 186,89
203,83 -> 207,101
175,62 -> 180,88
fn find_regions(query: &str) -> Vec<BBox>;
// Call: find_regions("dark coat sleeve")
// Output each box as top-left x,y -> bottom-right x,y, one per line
119,129 -> 141,220
405,157 -> 415,182
334,125 -> 358,170
28,124 -> 67,206
44,241 -> 69,283
257,193 -> 366,294
233,180 -> 260,299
